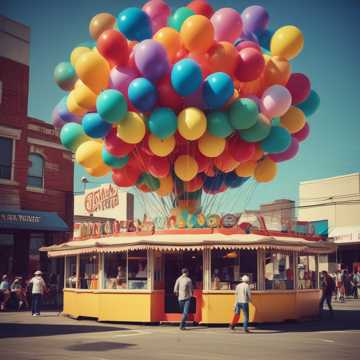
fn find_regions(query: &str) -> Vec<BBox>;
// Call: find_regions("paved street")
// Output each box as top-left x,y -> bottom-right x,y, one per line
1,300 -> 359,360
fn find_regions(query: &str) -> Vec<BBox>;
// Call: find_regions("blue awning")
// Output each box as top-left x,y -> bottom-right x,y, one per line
0,209 -> 69,232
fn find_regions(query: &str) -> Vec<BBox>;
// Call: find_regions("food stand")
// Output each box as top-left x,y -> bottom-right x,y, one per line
41,218 -> 335,324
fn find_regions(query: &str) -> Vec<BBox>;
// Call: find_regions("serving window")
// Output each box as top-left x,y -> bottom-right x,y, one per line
210,250 -> 257,290
264,252 -> 294,290
65,256 -> 77,288
297,255 -> 317,289
79,254 -> 99,289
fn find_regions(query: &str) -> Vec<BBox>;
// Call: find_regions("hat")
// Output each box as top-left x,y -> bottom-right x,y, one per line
34,270 -> 42,275
181,268 -> 189,274
241,275 -> 250,283
2,274 -> 7,280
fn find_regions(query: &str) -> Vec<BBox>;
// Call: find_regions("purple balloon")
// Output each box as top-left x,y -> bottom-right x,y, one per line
134,39 -> 170,82
56,97 -> 82,123
110,66 -> 139,96
52,107 -> 67,129
183,84 -> 207,110
242,5 -> 269,35
269,137 -> 299,162
293,122 -> 310,142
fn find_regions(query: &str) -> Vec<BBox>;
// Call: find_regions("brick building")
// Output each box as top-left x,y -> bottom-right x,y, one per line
0,16 -> 73,278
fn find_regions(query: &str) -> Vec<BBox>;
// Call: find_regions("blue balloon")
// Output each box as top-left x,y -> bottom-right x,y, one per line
128,77 -> 158,112
148,107 -> 177,139
117,7 -> 152,42
96,89 -> 128,124
258,29 -> 274,50
82,113 -> 112,138
225,172 -> 250,188
203,72 -> 234,109
102,147 -> 128,168
57,96 -> 81,123
171,59 -> 202,96
204,173 -> 225,192
297,90 -> 320,117
260,126 -> 292,153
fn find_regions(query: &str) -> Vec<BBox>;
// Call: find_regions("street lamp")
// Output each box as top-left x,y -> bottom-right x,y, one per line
81,176 -> 89,192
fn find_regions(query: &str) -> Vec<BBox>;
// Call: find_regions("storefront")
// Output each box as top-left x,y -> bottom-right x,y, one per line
42,230 -> 335,324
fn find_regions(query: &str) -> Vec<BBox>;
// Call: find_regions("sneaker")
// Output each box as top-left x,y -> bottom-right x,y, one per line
32,314 -> 37,316
229,324 -> 235,331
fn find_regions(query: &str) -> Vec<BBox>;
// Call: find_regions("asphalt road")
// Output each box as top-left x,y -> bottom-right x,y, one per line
0,300 -> 359,360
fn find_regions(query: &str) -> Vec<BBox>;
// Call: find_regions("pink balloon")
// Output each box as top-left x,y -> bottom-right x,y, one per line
211,8 -> 243,43
110,66 -> 138,96
260,85 -> 292,118
143,0 -> 171,33
293,122 -> 310,142
269,137 -> 299,162
235,40 -> 261,52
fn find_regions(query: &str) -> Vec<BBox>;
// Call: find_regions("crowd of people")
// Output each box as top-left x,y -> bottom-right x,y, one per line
0,271 -> 61,315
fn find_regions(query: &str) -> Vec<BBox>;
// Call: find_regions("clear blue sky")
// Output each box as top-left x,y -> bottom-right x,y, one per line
1,0 -> 360,217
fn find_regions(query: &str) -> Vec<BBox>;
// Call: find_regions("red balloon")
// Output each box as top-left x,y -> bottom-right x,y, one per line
97,29 -> 129,66
105,128 -> 135,157
204,165 -> 215,177
187,0 -> 214,18
137,134 -> 153,156
175,47 -> 189,61
286,73 -> 311,105
234,48 -> 265,82
127,50 -> 138,72
136,182 -> 152,193
188,52 -> 212,78
293,122 -> 310,142
112,165 -> 141,187
157,76 -> 183,111
228,135 -> 256,163
235,40 -> 261,52
184,175 -> 204,192
147,156 -> 170,178
194,149 -> 212,172
213,147 -> 239,173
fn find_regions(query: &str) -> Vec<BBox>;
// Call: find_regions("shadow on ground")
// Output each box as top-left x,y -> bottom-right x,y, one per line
0,323 -> 128,339
65,341 -> 136,352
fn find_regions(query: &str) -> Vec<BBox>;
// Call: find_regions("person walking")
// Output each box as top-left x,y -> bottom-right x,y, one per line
29,271 -> 46,316
10,277 -> 29,310
229,275 -> 252,333
319,270 -> 335,317
352,270 -> 360,299
0,274 -> 11,311
174,268 -> 193,330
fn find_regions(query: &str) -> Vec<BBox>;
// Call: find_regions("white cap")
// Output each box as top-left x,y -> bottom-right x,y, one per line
34,270 -> 42,275
241,275 -> 250,283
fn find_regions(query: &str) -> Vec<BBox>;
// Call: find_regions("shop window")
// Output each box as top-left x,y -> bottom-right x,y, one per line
104,253 -> 127,289
79,254 -> 98,289
27,153 -> 44,188
211,250 -> 257,290
264,252 -> 294,290
128,250 -> 148,289
0,234 -> 14,275
298,255 -> 317,289
0,136 -> 13,180
65,256 -> 77,288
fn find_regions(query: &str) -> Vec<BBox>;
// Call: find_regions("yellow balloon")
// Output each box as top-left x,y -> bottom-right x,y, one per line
235,160 -> 257,177
148,134 -> 175,157
174,155 -> 198,182
280,106 -> 306,134
75,50 -> 110,93
67,90 -> 87,116
254,157 -> 277,183
73,80 -> 98,110
178,107 -> 207,141
116,112 -> 145,144
156,175 -> 174,197
89,13 -> 116,40
263,55 -> 292,88
198,132 -> 226,158
270,25 -> 304,61
153,27 -> 181,62
75,140 -> 103,168
85,162 -> 111,177
70,47 -> 91,66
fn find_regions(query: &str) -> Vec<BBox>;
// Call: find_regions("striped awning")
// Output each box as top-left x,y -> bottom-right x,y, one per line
41,233 -> 336,257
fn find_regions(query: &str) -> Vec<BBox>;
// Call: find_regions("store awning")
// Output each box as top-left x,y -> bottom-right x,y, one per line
41,233 -> 336,257
329,226 -> 360,244
0,209 -> 69,232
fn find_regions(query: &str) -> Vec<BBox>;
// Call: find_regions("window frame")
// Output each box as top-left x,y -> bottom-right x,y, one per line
0,135 -> 15,181
27,153 -> 44,189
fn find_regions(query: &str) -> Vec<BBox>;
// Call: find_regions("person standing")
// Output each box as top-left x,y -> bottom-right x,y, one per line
319,271 -> 334,317
229,275 -> 252,333
29,271 -> 46,316
353,270 -> 360,299
174,268 -> 193,330
0,274 -> 11,311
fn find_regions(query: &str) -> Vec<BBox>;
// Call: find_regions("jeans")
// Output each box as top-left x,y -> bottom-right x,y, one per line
179,298 -> 191,329
319,293 -> 333,312
232,303 -> 249,330
32,294 -> 42,315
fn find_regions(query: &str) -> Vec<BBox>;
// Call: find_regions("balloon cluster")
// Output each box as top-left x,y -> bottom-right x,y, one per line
53,0 -> 320,213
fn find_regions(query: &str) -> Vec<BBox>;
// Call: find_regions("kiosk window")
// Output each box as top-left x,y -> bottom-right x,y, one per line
298,255 -> 317,289
104,253 -> 127,289
128,250 -> 148,290
79,254 -> 98,289
265,252 -> 294,290
65,256 -> 77,288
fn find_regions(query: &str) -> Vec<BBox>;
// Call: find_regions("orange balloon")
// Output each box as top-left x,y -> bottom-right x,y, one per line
184,175 -> 204,192
174,154 -> 199,181
89,13 -> 116,40
208,41 -> 238,75
180,15 -> 214,54
67,90 -> 87,116
73,80 -> 98,109
156,175 -> 173,197
280,106 -> 306,134
263,55 -> 292,88
235,160 -> 257,177
214,149 -> 240,173
198,132 -> 226,158
153,27 -> 181,62
239,77 -> 265,97
254,157 -> 277,183
251,144 -> 264,161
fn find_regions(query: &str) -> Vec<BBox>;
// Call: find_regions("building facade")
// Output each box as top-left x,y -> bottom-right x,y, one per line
0,16 -> 74,278
299,173 -> 360,272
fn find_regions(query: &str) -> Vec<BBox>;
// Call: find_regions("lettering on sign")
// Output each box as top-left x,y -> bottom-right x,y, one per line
27,123 -> 60,137
84,184 -> 119,213
0,214 -> 41,223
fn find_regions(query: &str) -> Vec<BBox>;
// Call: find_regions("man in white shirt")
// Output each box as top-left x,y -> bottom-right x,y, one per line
229,275 -> 252,333
174,268 -> 193,330
29,270 -> 47,316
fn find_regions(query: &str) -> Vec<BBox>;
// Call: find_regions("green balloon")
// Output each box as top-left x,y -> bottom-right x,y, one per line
168,7 -> 195,32
228,99 -> 259,130
240,115 -> 271,143
138,173 -> 160,191
272,117 -> 281,126
297,90 -> 320,117
102,147 -> 128,168
207,111 -> 234,138
60,123 -> 89,152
